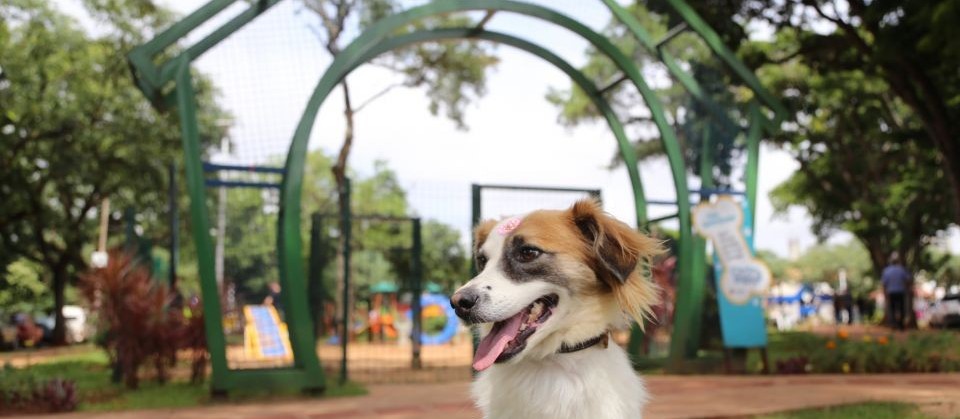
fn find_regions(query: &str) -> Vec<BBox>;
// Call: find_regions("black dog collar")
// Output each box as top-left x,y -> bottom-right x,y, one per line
558,332 -> 609,354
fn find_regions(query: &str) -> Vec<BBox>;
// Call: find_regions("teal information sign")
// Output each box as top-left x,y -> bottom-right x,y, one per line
693,198 -> 770,348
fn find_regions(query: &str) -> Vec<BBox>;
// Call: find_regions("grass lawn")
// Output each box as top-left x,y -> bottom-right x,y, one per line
759,402 -> 932,419
1,347 -> 366,413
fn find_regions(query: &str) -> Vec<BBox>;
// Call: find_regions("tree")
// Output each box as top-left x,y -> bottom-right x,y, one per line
762,31 -> 953,276
0,259 -> 49,316
419,221 -> 469,292
791,241 -> 875,298
300,0 -> 498,325
682,0 -> 960,224
0,0 -> 227,343
223,150 -> 469,303
300,0 -> 499,185
546,3 -> 745,186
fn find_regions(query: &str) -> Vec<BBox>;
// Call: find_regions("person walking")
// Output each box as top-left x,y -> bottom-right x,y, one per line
881,252 -> 912,330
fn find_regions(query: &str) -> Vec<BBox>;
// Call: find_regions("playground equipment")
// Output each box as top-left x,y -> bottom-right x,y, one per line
243,304 -> 293,361
128,0 -> 786,392
410,293 -> 460,346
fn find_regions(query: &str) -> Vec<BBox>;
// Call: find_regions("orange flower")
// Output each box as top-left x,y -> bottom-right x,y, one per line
877,336 -> 889,345
826,340 -> 837,350
837,328 -> 849,340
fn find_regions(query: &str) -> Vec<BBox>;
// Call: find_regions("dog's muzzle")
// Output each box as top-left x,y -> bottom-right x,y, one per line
450,287 -> 481,322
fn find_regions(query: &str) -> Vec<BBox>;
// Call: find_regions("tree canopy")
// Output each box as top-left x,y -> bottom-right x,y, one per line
551,1 -> 960,278
220,150 -> 470,302
546,2 -> 744,186
683,0 -> 960,273
0,0 -> 227,342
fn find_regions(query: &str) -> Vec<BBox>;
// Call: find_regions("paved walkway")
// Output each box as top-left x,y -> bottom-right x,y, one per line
38,374 -> 960,419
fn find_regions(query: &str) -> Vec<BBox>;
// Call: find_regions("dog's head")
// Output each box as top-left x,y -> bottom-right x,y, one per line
452,199 -> 661,371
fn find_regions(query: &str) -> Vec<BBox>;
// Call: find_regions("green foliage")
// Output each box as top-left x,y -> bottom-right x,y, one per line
792,242 -> 874,297
760,402 -> 930,419
546,2 -> 744,185
0,0 -> 228,341
222,150 -> 469,299
763,45 -> 952,275
301,0 -> 499,130
1,348 -> 364,412
420,220 -> 469,293
683,0 -> 960,274
766,331 -> 960,375
220,187 -> 281,298
755,250 -> 789,281
0,259 -> 49,315
926,250 -> 960,288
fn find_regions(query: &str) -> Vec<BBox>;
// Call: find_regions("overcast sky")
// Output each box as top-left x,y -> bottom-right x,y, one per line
63,0 -> 960,257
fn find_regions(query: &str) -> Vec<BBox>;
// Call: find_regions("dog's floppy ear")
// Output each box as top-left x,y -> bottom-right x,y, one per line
570,199 -> 661,325
474,219 -> 498,253
570,199 -> 658,284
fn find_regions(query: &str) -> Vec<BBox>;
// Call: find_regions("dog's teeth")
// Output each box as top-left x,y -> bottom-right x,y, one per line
529,302 -> 543,319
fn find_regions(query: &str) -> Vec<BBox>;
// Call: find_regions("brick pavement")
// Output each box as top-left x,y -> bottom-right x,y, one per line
35,373 -> 960,419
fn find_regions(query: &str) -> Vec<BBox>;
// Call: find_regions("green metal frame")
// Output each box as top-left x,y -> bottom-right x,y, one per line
311,209 -> 425,382
129,0 -> 786,386
602,0 -> 783,364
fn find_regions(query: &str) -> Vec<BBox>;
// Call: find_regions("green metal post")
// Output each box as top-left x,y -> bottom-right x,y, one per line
745,103 -> 763,234
309,213 -> 325,339
470,184 -> 482,258
338,178 -> 351,385
168,162 -> 179,287
173,57 -> 228,392
470,184 -> 481,360
411,218 -> 423,369
661,0 -> 788,121
687,124 -> 716,358
600,0 -> 739,135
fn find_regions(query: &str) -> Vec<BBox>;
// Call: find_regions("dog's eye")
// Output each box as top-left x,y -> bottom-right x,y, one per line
516,246 -> 542,263
476,254 -> 488,270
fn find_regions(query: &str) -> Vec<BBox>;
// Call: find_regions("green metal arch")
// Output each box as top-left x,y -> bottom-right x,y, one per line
280,0 -> 697,367
126,0 -> 787,390
284,27 -> 646,226
280,0 -> 692,316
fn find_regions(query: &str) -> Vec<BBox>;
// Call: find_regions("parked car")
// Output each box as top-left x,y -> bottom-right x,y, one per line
35,305 -> 91,344
62,305 -> 90,343
928,294 -> 960,329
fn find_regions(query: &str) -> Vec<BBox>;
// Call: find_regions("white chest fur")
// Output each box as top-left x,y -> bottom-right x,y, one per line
471,345 -> 647,419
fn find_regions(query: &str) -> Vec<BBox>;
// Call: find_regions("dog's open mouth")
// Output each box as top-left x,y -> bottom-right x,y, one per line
473,294 -> 559,371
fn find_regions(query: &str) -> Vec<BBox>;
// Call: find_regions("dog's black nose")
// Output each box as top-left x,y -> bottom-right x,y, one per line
451,288 -> 479,311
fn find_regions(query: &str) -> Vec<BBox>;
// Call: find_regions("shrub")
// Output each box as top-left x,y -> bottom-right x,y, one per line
772,330 -> 960,374
79,250 -> 208,389
0,368 -> 78,415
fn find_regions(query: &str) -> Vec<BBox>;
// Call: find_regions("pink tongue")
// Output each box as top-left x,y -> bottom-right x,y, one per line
472,312 -> 524,371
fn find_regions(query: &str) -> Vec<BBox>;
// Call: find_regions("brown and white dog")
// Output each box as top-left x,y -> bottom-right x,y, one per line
451,199 -> 661,419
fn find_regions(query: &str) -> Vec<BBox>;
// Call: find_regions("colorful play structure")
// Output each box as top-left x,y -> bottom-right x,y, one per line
243,304 -> 293,361
129,0 -> 786,394
330,291 -> 459,346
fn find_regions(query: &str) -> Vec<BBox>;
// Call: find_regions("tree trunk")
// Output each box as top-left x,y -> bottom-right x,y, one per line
333,80 -> 355,342
51,264 -> 68,345
927,126 -> 960,223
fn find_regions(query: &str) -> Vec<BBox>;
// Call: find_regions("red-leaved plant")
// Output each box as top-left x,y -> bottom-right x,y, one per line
80,250 -> 208,388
